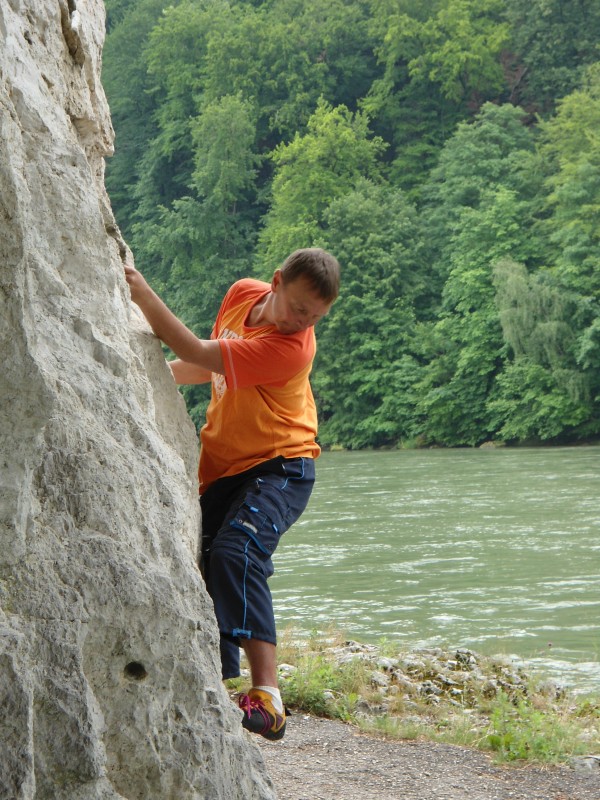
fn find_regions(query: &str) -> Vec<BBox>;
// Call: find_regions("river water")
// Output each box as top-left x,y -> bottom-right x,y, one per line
271,447 -> 600,693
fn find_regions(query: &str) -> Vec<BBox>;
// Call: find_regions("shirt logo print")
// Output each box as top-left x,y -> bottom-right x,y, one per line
213,327 -> 243,399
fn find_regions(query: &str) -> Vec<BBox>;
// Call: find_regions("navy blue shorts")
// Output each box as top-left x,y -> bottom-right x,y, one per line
200,456 -> 315,679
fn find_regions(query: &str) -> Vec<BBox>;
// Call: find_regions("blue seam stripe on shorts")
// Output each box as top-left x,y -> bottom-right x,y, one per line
241,538 -> 250,632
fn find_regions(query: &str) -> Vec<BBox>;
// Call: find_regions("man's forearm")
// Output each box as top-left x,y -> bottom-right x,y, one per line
125,265 -> 225,374
170,359 -> 213,385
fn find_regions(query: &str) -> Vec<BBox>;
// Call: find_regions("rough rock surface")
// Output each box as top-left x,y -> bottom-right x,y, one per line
0,2 -> 275,798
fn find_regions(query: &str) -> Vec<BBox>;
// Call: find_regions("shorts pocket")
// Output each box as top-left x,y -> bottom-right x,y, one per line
229,500 -> 283,557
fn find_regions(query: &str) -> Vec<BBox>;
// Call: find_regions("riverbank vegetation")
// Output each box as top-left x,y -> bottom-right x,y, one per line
231,628 -> 600,765
104,0 -> 600,449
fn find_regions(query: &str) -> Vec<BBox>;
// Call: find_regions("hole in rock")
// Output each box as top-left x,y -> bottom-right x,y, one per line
124,661 -> 148,681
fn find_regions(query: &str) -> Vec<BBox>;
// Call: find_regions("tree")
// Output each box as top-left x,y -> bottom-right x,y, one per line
413,102 -> 540,442
129,0 -> 233,240
527,65 -> 600,438
131,93 -> 260,331
103,0 -> 168,236
406,0 -> 509,105
421,102 -> 538,282
488,259 -> 596,442
313,179 -> 422,448
202,0 -> 378,144
505,0 -> 600,112
415,181 -> 537,446
257,100 -> 386,270
364,0 -> 511,193
536,64 -> 600,297
101,0 -> 600,446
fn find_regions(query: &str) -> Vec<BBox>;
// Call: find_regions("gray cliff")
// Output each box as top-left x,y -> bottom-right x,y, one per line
0,1 -> 276,798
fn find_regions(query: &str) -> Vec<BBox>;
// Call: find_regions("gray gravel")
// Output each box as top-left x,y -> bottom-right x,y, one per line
256,713 -> 600,800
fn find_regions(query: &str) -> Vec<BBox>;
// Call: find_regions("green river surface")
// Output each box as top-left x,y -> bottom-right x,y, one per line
270,447 -> 600,693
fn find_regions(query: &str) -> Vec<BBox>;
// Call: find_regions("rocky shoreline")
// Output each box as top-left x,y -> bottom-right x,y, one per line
267,638 -> 600,770
279,638 -> 562,708
250,638 -> 600,800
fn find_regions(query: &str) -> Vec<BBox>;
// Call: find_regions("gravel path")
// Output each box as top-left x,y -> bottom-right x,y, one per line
256,713 -> 600,800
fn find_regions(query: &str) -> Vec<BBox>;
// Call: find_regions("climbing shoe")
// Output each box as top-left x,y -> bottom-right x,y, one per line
238,688 -> 287,741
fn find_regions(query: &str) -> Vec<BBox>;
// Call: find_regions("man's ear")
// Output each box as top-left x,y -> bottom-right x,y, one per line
271,269 -> 283,291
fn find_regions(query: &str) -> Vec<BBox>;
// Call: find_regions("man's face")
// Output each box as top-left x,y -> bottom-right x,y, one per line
271,271 -> 332,335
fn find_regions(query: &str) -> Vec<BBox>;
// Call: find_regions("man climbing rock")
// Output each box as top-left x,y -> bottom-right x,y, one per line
125,247 -> 340,739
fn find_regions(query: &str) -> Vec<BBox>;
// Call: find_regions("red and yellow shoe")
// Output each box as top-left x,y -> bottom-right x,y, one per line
238,688 -> 286,741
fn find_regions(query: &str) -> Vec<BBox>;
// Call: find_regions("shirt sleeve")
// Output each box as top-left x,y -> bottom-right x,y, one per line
219,331 -> 315,390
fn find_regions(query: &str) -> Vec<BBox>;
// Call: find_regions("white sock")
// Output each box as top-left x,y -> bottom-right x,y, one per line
255,685 -> 283,713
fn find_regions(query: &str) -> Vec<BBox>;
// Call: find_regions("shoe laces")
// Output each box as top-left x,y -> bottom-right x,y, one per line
239,693 -> 271,733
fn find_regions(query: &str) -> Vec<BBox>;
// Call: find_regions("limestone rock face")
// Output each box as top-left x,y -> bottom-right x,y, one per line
0,2 -> 276,798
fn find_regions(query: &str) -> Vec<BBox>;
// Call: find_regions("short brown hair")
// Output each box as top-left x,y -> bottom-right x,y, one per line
280,248 -> 340,303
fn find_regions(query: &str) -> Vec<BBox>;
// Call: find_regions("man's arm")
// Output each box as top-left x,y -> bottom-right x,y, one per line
169,359 -> 212,385
124,264 -> 225,375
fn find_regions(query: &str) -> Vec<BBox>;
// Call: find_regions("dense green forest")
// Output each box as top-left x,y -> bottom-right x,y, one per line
103,0 -> 600,448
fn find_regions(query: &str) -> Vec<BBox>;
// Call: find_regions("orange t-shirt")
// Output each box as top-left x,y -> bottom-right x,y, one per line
198,279 -> 321,492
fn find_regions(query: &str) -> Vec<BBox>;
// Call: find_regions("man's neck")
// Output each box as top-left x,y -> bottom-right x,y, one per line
246,293 -> 273,327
